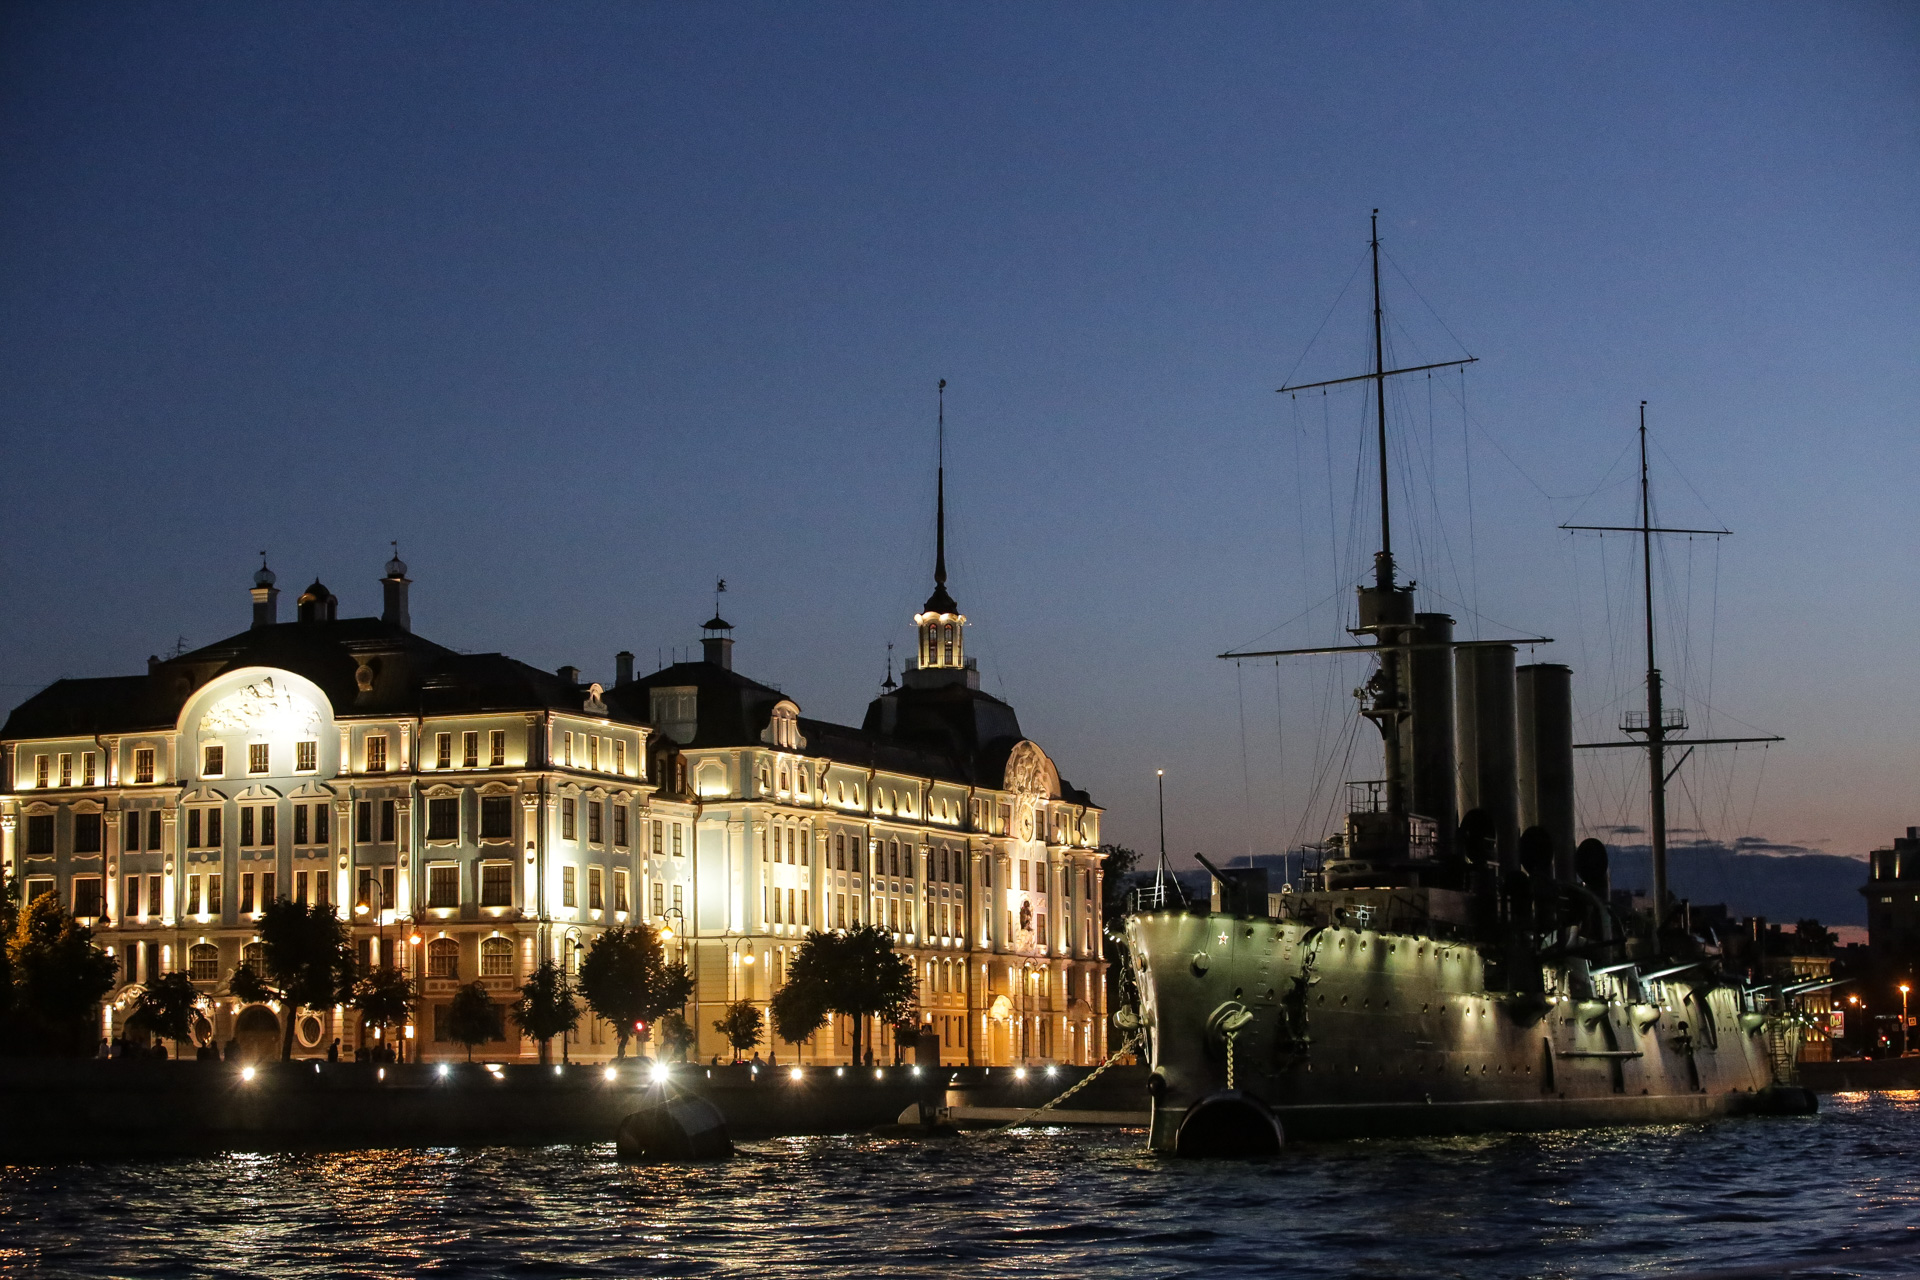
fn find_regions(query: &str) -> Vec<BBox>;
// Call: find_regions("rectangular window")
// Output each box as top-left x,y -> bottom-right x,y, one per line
240,807 -> 255,847
436,733 -> 452,769
147,810 -> 162,850
127,810 -> 144,852
673,884 -> 683,912
261,805 -> 275,846
1038,913 -> 1047,944
561,799 -> 577,841
249,743 -> 269,775
35,755 -> 48,787
480,796 -> 513,839
314,869 -> 330,907
296,740 -> 317,772
187,874 -> 202,916
589,736 -> 599,771
652,820 -> 664,855
147,875 -> 162,918
481,863 -> 511,907
673,823 -> 683,856
564,732 -> 574,767
615,740 -> 627,774
836,893 -> 846,930
186,809 -> 202,849
59,753 -> 72,786
463,732 -> 479,769
562,865 -> 577,908
614,869 -> 629,913
589,866 -> 604,911
241,873 -> 256,915
1020,861 -> 1029,891
356,801 -> 372,843
489,730 -> 506,767
835,833 -> 846,870
357,869 -> 373,908
74,812 -> 103,853
295,870 -> 309,905
202,745 -> 223,777
652,881 -> 664,915
427,798 -> 459,841
787,888 -> 795,924
134,748 -> 155,784
801,889 -> 811,927
23,876 -> 53,904
191,946 -> 219,982
379,800 -> 395,842
82,752 -> 96,786
315,803 -> 329,845
72,876 -> 103,918
125,875 -> 143,918
429,865 -> 459,908
294,804 -> 309,845
207,808 -> 223,848
382,866 -> 395,910
366,735 -> 387,773
587,801 -> 603,844
613,805 -> 628,848
208,874 -> 222,914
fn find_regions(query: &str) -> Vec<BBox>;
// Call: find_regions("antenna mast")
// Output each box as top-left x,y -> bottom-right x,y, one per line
1371,209 -> 1393,590
935,378 -> 947,594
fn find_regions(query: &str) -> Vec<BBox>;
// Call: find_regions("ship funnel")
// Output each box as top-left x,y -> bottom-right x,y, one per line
1407,614 -> 1457,848
1516,663 -> 1576,883
1454,644 -> 1518,870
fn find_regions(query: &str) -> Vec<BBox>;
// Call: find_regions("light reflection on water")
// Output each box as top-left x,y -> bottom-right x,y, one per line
2,1093 -> 1917,1278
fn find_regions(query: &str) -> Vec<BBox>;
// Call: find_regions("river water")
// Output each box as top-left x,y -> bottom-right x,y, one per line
2,1091 -> 1916,1278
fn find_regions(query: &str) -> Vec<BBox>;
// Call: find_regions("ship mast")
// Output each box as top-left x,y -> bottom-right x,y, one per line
1565,406 -> 1776,934
1371,210 -> 1394,593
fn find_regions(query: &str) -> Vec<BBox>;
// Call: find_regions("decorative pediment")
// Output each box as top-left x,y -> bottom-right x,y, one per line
288,781 -> 337,800
199,675 -> 322,739
1003,740 -> 1059,801
233,784 -> 283,801
478,781 -> 519,796
423,783 -> 461,798
179,786 -> 228,804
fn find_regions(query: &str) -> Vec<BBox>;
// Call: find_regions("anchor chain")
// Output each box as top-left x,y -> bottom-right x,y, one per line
1226,1029 -> 1238,1091
988,1033 -> 1143,1134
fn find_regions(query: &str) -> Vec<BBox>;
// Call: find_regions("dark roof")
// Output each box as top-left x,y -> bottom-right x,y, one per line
604,660 -> 786,750
2,616 -> 637,739
922,583 -> 958,614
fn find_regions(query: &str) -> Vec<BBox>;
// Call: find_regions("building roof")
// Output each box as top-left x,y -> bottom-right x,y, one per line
2,616 -> 634,739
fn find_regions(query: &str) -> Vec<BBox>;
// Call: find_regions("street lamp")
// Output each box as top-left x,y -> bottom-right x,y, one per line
1902,984 -> 1912,1057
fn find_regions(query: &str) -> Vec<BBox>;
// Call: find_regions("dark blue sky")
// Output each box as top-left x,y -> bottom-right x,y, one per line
3,2 -> 1916,871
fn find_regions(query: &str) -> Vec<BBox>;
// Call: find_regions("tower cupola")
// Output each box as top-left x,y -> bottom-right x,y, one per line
296,578 -> 337,624
250,554 -> 280,628
701,580 -> 733,669
381,542 -> 411,632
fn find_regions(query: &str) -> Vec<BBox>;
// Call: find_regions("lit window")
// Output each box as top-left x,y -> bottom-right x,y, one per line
589,867 -> 604,911
481,936 -> 513,976
587,801 -> 603,844
428,865 -> 459,908
365,736 -> 387,773
428,937 -> 459,978
562,865 -> 577,909
613,805 -> 628,848
436,733 -> 452,769
34,755 -> 49,788
296,740 -> 317,772
489,730 -> 506,767
590,736 -> 600,771
672,823 -> 683,857
480,863 -> 511,906
615,740 -> 627,774
81,752 -> 96,786
59,753 -> 72,786
249,743 -> 270,774
613,869 -> 629,913
202,745 -> 224,777
561,799 -> 577,841
190,944 -> 219,982
463,732 -> 479,769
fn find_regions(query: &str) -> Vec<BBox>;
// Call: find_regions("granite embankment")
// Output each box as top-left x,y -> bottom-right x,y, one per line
0,1059 -> 1150,1158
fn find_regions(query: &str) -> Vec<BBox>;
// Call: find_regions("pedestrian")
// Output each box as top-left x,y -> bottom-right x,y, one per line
327,1038 -> 340,1062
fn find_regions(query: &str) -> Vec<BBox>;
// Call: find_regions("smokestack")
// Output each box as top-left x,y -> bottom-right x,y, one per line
615,651 -> 634,687
1455,644 -> 1518,869
1406,613 -> 1457,845
1516,663 -> 1576,882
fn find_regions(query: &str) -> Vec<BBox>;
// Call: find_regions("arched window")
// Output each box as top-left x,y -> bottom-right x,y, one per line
189,943 -> 220,981
480,936 -> 512,977
428,937 -> 459,979
942,623 -> 954,665
243,942 -> 265,971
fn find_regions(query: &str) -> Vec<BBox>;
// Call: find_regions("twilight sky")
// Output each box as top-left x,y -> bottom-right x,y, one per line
3,3 -> 1916,880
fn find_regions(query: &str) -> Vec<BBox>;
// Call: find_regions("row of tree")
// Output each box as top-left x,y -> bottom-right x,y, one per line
3,877 -> 926,1062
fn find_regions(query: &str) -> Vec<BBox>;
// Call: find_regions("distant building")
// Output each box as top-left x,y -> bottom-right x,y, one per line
1863,828 -> 1920,963
2,535 -> 1106,1066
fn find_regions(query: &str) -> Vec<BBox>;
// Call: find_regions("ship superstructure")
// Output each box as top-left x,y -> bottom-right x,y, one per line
1122,215 -> 1817,1155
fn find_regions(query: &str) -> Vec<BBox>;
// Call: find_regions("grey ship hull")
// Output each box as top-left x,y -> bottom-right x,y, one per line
1127,904 -> 1808,1153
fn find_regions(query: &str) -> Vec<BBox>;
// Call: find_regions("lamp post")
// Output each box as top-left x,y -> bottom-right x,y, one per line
1902,983 -> 1912,1057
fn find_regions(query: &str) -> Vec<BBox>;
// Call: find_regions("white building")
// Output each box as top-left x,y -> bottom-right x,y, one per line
3,542 -> 1105,1065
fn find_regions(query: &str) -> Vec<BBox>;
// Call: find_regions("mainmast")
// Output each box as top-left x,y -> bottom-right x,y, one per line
1371,210 -> 1393,592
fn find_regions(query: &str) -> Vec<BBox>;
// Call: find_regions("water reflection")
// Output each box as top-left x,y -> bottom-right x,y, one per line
1,1096 -> 1917,1277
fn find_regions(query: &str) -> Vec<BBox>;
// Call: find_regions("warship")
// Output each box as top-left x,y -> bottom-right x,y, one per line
1121,214 -> 1820,1156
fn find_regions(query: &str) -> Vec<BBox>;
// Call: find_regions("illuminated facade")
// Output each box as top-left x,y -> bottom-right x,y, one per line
1,552 -> 1106,1066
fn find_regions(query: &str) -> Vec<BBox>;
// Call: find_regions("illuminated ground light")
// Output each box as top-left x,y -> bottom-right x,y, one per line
1046,1065 -> 1058,1078
1014,1067 -> 1027,1080
874,1069 -> 884,1080
910,1066 -> 921,1077
650,1063 -> 671,1084
603,1067 -> 617,1082
437,1064 -> 449,1078
790,1067 -> 803,1081
835,1067 -> 845,1077
240,1066 -> 256,1082
553,1065 -> 563,1076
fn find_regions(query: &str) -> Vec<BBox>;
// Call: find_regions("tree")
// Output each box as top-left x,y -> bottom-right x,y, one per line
229,898 -> 354,1060
130,971 -> 203,1055
510,959 -> 580,1064
1098,843 -> 1142,1053
656,1011 -> 696,1062
779,926 -> 915,1067
1794,919 -> 1838,956
576,925 -> 693,1058
770,981 -> 826,1050
351,965 -> 416,1059
8,889 -> 119,1055
713,1000 -> 764,1060
445,981 -> 498,1062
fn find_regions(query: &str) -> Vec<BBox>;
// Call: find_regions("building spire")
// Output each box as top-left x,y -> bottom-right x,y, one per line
925,379 -> 957,614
